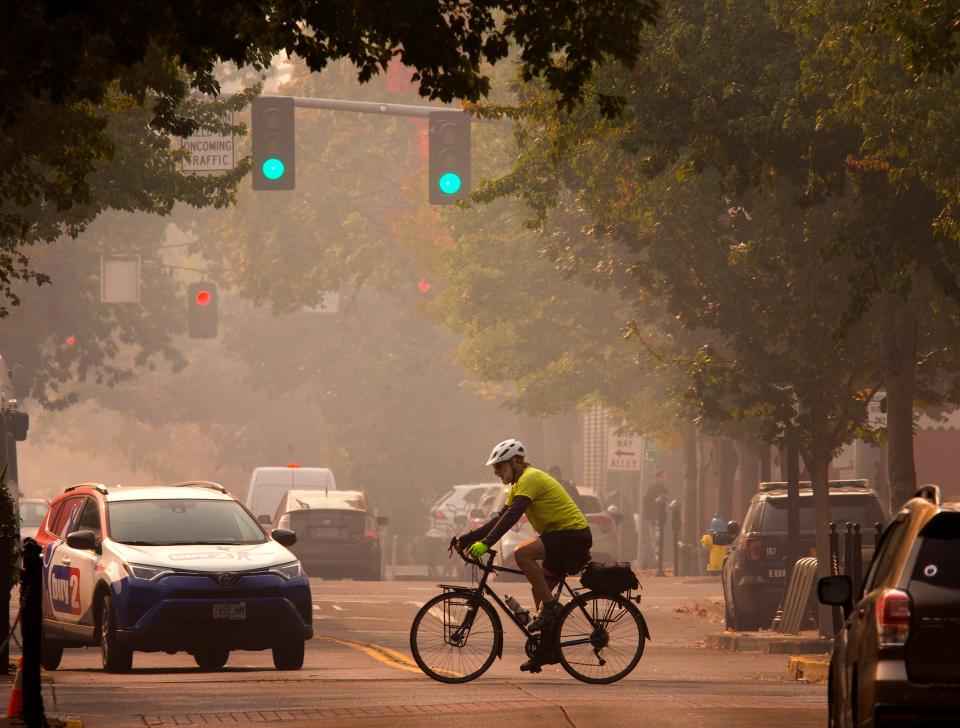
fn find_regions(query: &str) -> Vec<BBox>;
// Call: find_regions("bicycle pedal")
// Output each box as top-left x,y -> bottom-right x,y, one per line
520,660 -> 542,673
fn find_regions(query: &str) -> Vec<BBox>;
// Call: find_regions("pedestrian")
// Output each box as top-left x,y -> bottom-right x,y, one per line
641,470 -> 669,568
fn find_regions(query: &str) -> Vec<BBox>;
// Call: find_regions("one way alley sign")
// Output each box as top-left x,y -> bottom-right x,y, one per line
607,428 -> 641,471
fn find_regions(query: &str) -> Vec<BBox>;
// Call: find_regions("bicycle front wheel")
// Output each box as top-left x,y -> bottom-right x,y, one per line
410,592 -> 501,683
555,592 -> 646,684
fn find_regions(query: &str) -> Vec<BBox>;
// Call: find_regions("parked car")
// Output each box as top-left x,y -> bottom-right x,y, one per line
722,480 -> 887,631
246,465 -> 336,525
274,489 -> 387,580
818,485 -> 960,727
18,496 -> 49,540
37,481 -> 312,673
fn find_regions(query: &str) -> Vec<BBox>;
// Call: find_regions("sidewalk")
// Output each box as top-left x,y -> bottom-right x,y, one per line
706,629 -> 832,655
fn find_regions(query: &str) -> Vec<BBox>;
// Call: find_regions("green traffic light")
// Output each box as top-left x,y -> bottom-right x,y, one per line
438,172 -> 462,195
262,157 -> 286,181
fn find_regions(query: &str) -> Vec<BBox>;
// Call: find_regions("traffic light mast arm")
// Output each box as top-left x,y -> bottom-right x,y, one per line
270,95 -> 508,124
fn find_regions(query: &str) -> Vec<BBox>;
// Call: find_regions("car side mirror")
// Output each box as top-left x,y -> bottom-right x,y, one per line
271,528 -> 297,547
726,520 -> 741,538
376,516 -> 389,527
606,505 -> 624,525
66,530 -> 98,552
817,575 -> 853,616
469,509 -> 486,519
258,515 -> 271,524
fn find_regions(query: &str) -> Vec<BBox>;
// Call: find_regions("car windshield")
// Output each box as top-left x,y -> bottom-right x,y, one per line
19,501 -> 49,528
760,494 -> 884,532
108,499 -> 266,545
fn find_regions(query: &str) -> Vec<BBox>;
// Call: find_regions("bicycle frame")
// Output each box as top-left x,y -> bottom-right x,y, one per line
443,550 -> 601,648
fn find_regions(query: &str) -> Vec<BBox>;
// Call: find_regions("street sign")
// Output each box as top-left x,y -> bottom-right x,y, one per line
645,441 -> 660,463
868,389 -> 887,429
180,111 -> 236,173
100,255 -> 141,303
607,428 -> 642,471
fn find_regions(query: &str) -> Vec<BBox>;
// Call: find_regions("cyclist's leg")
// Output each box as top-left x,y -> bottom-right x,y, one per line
513,536 -> 552,609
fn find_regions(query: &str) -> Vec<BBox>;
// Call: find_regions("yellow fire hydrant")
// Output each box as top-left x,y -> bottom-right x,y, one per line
700,532 -> 731,574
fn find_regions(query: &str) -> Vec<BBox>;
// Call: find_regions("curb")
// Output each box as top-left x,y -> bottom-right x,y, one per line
786,655 -> 830,683
707,631 -> 832,654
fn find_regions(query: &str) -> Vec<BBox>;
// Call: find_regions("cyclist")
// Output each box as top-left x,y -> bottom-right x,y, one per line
456,439 -> 592,661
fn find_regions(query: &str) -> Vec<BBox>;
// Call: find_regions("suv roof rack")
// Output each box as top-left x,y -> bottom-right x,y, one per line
168,481 -> 228,494
63,483 -> 108,495
759,479 -> 869,492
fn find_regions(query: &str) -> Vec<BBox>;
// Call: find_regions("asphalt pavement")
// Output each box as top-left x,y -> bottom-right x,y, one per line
6,575 -> 826,727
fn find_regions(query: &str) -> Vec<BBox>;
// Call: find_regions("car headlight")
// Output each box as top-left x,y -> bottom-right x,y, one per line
124,563 -> 173,582
269,561 -> 303,580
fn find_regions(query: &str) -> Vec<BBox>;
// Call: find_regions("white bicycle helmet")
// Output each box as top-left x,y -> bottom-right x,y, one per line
485,438 -> 525,466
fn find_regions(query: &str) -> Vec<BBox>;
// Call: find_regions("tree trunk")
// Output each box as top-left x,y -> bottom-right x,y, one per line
717,437 -> 738,523
884,296 -> 917,509
759,443 -> 771,482
735,439 -> 761,519
809,407 -> 835,637
681,424 -> 698,548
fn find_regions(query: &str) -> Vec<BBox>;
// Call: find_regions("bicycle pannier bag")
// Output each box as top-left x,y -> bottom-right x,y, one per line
580,561 -> 639,593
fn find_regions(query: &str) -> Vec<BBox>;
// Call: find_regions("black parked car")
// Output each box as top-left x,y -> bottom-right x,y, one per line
722,480 -> 887,631
819,486 -> 960,727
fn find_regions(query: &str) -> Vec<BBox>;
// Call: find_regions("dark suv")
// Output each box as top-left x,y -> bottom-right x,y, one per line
722,480 -> 887,631
819,486 -> 960,727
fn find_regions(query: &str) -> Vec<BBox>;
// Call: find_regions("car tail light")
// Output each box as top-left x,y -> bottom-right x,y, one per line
587,514 -> 614,534
363,529 -> 377,540
743,536 -> 763,560
432,510 -> 446,520
876,588 -> 910,646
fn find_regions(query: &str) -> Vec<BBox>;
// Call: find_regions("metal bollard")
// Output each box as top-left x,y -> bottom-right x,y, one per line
20,537 -> 45,725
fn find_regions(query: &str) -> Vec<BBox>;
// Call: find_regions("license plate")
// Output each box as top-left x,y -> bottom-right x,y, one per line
311,526 -> 347,539
213,603 -> 246,621
768,569 -> 786,579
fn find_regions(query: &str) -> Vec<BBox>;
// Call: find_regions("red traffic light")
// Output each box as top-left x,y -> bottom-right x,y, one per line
418,278 -> 431,293
65,336 -> 76,346
195,290 -> 212,306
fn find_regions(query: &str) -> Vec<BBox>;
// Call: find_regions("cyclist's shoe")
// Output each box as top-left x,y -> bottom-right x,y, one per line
520,659 -> 542,673
527,600 -> 561,633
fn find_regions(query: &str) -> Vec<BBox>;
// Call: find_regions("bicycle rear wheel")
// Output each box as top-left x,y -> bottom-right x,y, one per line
410,592 -> 501,683
555,592 -> 645,684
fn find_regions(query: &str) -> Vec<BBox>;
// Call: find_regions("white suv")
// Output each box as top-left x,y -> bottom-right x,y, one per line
37,481 -> 312,672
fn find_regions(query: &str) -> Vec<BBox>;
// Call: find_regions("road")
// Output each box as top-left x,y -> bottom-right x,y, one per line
13,576 -> 826,727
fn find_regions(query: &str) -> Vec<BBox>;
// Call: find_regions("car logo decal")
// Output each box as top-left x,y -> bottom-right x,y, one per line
216,573 -> 240,586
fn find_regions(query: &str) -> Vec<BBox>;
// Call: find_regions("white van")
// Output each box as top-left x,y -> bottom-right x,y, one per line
246,466 -> 336,524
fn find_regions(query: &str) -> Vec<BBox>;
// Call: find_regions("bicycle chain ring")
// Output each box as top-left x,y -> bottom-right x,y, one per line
524,636 -> 541,660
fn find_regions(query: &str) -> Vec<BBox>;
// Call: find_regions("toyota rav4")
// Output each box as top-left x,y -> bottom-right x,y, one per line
36,481 -> 312,673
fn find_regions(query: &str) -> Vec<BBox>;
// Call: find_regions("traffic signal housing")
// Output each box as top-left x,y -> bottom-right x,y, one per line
187,282 -> 218,339
428,111 -> 470,204
252,97 -> 295,190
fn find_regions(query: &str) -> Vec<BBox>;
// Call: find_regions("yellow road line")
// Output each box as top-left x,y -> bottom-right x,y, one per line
315,636 -> 422,674
316,635 -> 463,679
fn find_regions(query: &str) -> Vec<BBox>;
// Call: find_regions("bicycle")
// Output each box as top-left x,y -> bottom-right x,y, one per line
409,548 -> 650,684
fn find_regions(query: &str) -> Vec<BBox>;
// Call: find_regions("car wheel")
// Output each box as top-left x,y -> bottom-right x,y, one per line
272,639 -> 305,670
194,647 -> 230,671
100,595 -> 133,673
40,638 -> 64,671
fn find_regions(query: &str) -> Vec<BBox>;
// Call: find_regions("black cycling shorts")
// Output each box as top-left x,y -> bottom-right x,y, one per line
540,527 -> 593,577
